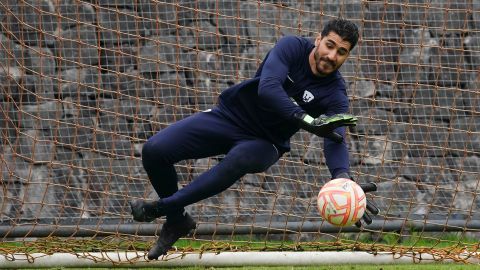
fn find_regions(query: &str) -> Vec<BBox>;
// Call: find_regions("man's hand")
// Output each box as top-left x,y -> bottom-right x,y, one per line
336,172 -> 379,227
355,182 -> 379,228
295,113 -> 357,143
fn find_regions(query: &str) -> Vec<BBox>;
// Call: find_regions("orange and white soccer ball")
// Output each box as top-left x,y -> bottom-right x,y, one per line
317,178 -> 366,227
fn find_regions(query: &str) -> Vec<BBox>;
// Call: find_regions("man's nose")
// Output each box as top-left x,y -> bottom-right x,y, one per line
327,50 -> 337,62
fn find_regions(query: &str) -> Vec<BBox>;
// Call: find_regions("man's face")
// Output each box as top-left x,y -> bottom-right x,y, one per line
311,31 -> 352,77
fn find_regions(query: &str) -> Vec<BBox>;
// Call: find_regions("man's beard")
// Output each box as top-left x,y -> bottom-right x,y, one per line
314,50 -> 337,76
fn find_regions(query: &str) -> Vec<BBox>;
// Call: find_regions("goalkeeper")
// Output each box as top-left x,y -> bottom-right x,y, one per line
131,18 -> 378,260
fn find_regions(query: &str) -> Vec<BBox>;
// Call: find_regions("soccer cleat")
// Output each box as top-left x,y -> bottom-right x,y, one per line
147,212 -> 196,260
129,199 -> 164,222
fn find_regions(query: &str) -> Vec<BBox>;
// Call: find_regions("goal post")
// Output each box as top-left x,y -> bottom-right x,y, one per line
2,251 -> 479,268
0,0 -> 479,267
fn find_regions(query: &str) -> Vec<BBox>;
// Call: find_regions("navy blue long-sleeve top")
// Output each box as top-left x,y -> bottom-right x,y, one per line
217,36 -> 350,178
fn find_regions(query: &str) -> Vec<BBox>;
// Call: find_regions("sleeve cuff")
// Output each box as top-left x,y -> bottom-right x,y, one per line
334,172 -> 351,180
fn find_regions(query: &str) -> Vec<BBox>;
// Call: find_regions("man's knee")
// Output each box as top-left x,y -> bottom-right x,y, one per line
141,139 -> 156,161
142,137 -> 172,165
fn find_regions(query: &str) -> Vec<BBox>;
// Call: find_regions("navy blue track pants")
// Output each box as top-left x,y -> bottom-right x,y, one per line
141,108 -> 281,220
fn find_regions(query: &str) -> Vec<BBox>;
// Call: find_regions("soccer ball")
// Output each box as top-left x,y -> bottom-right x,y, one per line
317,178 -> 366,227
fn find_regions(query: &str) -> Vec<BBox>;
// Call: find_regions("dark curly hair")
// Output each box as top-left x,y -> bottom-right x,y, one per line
321,18 -> 359,50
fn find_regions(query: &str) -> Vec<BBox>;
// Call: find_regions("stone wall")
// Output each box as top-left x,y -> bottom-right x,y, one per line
0,0 -> 478,224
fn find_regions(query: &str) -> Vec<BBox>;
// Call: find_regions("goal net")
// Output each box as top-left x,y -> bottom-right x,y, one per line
0,0 -> 479,266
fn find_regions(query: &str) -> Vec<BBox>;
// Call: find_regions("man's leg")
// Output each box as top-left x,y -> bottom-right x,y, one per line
135,109 -> 237,222
161,138 -> 280,208
147,138 -> 280,260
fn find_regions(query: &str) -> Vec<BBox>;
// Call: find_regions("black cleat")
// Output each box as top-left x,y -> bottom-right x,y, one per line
147,212 -> 196,260
129,199 -> 164,222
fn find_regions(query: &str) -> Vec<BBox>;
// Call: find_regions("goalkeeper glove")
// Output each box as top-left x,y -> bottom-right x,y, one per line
294,113 -> 357,143
336,172 -> 379,228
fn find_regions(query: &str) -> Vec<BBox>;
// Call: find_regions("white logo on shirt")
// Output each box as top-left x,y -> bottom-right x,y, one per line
302,90 -> 314,103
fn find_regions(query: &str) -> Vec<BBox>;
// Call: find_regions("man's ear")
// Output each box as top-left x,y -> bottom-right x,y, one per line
315,34 -> 322,46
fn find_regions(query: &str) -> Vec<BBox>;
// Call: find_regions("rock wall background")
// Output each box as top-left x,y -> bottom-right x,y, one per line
0,0 -> 478,226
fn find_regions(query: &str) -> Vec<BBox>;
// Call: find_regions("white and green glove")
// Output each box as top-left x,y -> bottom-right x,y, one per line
294,113 -> 358,143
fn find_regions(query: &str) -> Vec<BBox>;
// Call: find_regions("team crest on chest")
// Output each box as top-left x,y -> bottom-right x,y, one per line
302,90 -> 314,103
